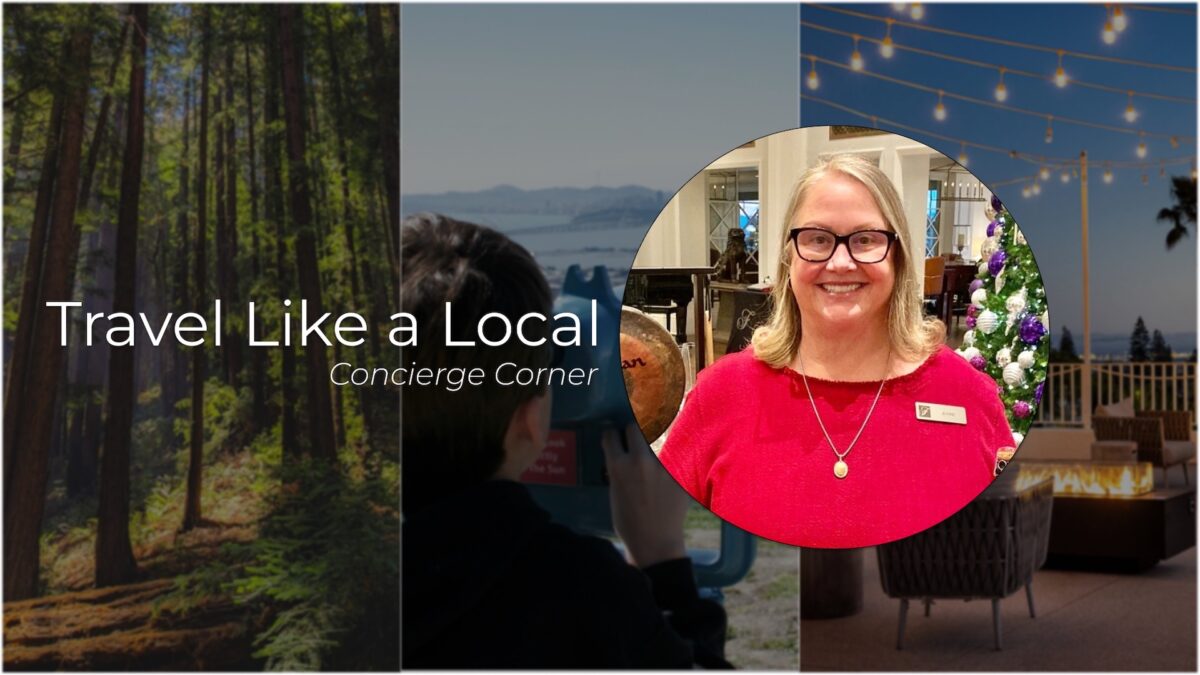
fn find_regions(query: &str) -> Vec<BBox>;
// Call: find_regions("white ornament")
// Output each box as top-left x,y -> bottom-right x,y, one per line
1014,227 -> 1027,246
962,329 -> 976,347
978,261 -> 989,276
980,237 -> 998,260
1039,311 -> 1049,331
1005,288 -> 1027,315
977,310 -> 1000,334
971,288 -> 988,308
994,269 -> 1006,292
1018,350 -> 1035,369
996,347 -> 1012,367
958,346 -> 981,362
1003,362 -> 1026,387
1012,431 -> 1024,447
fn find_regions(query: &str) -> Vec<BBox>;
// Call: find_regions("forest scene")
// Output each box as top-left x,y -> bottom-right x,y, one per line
2,4 -> 400,669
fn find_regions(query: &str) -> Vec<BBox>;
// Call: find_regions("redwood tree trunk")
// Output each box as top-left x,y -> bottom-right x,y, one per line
182,8 -> 211,532
96,4 -> 148,588
278,4 -> 337,464
3,21 -> 94,601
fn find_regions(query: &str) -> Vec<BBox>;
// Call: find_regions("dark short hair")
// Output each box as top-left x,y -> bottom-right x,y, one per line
401,213 -> 552,513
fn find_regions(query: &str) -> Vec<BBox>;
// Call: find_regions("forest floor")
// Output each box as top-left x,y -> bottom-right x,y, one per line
686,508 -> 800,670
5,451 -> 271,670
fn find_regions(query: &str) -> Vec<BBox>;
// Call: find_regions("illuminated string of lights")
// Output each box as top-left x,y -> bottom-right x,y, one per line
800,52 -> 1194,150
800,92 -> 1197,172
800,21 -> 1196,104
808,3 -> 1197,73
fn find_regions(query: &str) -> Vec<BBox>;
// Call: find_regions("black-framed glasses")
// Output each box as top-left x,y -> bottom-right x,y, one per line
789,228 -> 897,264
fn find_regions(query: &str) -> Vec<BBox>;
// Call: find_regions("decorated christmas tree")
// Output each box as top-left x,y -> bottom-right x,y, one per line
955,195 -> 1050,445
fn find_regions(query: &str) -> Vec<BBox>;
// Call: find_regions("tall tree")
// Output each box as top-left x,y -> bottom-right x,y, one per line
244,35 -> 266,425
1129,316 -> 1151,362
4,18 -> 94,601
183,7 -> 211,532
96,4 -> 147,587
1150,330 -> 1174,362
279,4 -> 337,463
222,35 -> 243,385
365,4 -> 399,295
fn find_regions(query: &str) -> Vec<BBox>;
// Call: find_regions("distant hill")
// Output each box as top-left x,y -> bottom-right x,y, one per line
400,184 -> 668,217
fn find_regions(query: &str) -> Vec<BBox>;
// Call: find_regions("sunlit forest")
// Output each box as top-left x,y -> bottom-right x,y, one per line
2,4 -> 399,669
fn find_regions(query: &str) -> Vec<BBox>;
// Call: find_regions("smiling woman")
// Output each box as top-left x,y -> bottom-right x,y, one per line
639,132 -> 1025,549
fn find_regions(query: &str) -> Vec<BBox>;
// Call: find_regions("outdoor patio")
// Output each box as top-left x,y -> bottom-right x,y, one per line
800,544 -> 1196,671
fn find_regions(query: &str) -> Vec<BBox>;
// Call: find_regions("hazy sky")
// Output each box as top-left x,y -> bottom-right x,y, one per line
401,3 -> 1197,341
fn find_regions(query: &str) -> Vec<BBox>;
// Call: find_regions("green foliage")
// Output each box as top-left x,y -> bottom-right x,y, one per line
227,461 -> 399,671
954,203 -> 1050,439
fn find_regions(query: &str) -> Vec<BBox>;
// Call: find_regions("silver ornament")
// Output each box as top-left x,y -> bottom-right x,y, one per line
996,347 -> 1012,367
971,288 -> 988,308
1003,362 -> 1026,387
1018,350 -> 1035,369
1005,288 -> 1027,315
977,310 -> 1000,334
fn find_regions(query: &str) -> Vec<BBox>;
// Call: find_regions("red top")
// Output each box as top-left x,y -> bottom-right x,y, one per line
658,345 -> 1013,548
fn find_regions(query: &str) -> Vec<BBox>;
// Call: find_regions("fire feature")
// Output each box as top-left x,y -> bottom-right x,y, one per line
1015,460 -> 1154,497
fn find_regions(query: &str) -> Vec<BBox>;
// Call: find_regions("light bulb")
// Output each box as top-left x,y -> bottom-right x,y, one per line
1032,183 -> 1042,195
1124,103 -> 1138,123
1191,166 -> 1197,181
1044,127 -> 1054,144
994,81 -> 1008,102
1170,136 -> 1180,149
1113,5 -> 1127,31
934,101 -> 946,121
1022,186 -> 1032,198
807,69 -> 819,90
1103,169 -> 1114,184
1136,142 -> 1147,158
850,50 -> 864,71
957,151 -> 969,166
910,3 -> 924,20
1103,21 -> 1116,45
1054,66 -> 1068,88
892,3 -> 907,11
1039,166 -> 1050,180
1142,173 -> 1149,185
880,36 -> 895,59
1061,171 -> 1070,184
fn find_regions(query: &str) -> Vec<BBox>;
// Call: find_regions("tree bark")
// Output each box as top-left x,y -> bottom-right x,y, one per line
278,4 -> 337,463
95,4 -> 147,588
365,4 -> 399,297
244,39 -> 266,426
3,19 -> 93,601
182,7 -> 211,533
223,39 -> 243,386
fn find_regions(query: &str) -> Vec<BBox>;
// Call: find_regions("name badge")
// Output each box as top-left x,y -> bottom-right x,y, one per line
915,402 -> 967,425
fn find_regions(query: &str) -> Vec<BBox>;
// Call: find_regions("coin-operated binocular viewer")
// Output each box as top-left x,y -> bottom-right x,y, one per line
524,264 -> 755,596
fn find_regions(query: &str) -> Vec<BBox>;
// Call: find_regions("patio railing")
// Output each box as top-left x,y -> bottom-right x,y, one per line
1036,360 -> 1197,427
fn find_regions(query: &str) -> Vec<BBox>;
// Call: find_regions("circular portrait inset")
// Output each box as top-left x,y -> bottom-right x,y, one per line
621,126 -> 1049,548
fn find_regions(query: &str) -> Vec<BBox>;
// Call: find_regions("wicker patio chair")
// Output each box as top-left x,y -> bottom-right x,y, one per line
877,475 -> 1054,651
1093,411 -> 1195,486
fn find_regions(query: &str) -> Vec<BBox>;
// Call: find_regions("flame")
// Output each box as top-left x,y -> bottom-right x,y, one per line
1015,462 -> 1154,497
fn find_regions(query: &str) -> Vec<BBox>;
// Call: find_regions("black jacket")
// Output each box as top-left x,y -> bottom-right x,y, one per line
402,480 -> 730,669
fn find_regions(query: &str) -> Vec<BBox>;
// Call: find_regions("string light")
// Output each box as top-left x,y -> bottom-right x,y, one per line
1039,165 -> 1050,180
1061,170 -> 1071,183
807,56 -> 820,90
994,68 -> 1008,102
1054,51 -> 1069,88
1044,116 -> 1054,144
892,3 -> 907,12
909,3 -> 924,20
1136,132 -> 1148,158
1142,172 -> 1149,185
1103,163 -> 1114,183
850,35 -> 864,71
1032,182 -> 1042,195
957,142 -> 969,166
1022,185 -> 1032,198
1102,6 -> 1117,45
1191,162 -> 1197,181
1170,136 -> 1180,149
1113,5 -> 1128,32
880,19 -> 895,58
1124,91 -> 1139,123
933,90 -> 947,121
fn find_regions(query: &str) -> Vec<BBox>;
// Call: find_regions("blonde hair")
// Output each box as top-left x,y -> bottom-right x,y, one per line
750,154 -> 945,367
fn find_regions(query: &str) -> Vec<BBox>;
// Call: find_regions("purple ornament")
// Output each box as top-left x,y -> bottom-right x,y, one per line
969,279 -> 984,294
966,315 -> 977,329
991,194 -> 1004,213
967,304 -> 977,318
986,220 -> 1000,237
988,250 -> 1007,276
1013,400 -> 1032,419
970,355 -> 987,371
1034,382 -> 1045,406
1019,315 -> 1046,344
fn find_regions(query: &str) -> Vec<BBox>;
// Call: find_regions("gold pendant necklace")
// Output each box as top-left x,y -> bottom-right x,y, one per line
797,350 -> 890,480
